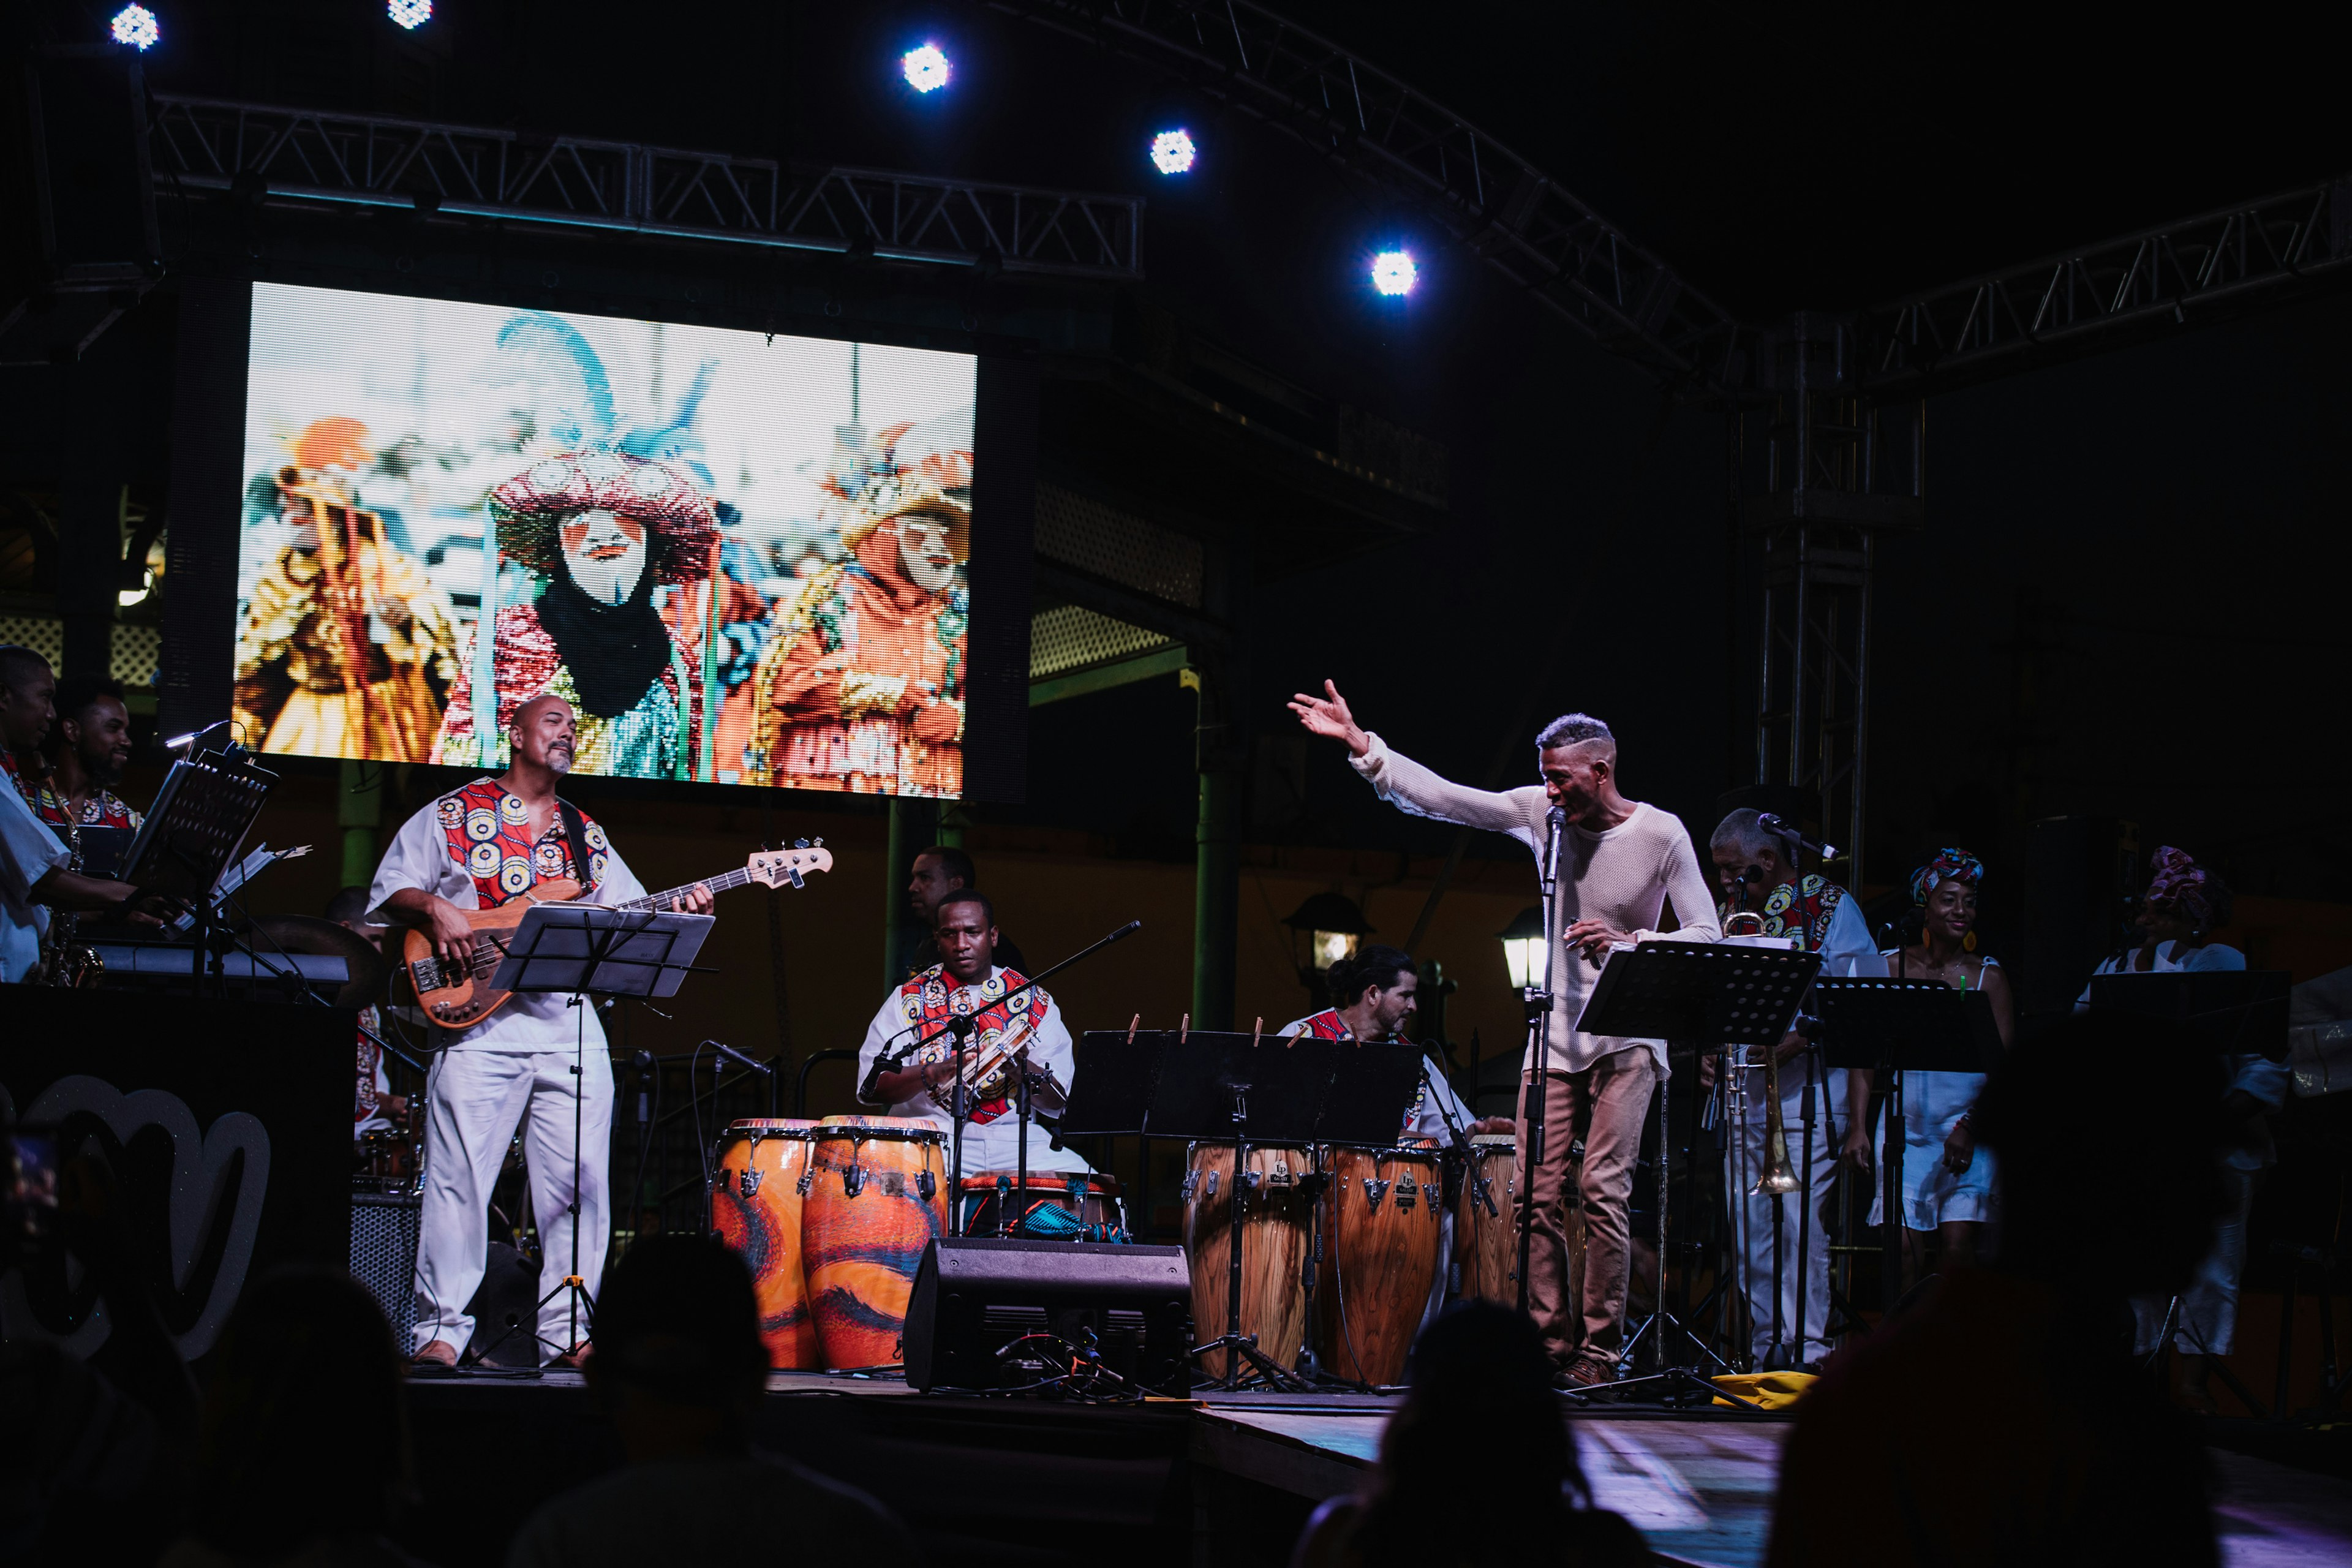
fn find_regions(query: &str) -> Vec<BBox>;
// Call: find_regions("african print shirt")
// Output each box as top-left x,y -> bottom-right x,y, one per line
1722,873 -> 1849,954
0,750 -> 141,834
434,777 -> 608,907
892,963 -> 1052,1126
1284,1008 -> 1433,1138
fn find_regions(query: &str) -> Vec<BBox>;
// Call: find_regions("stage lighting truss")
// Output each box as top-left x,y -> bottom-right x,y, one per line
902,44 -> 953,92
143,96 -> 1144,282
1149,129 -> 1196,175
1370,250 -> 1415,296
388,0 -> 431,29
110,4 -> 159,50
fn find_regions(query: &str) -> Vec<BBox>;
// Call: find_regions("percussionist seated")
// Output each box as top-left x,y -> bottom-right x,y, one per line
855,888 -> 1094,1181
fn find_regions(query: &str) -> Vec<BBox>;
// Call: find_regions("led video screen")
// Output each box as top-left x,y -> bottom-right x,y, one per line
233,283 -> 978,795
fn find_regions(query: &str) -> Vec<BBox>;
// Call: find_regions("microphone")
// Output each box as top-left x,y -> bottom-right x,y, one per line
1759,812 -> 1842,863
703,1039 -> 772,1077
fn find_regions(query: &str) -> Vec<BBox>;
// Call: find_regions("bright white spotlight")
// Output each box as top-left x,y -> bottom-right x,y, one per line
388,0 -> 432,28
110,3 -> 159,49
1149,129 -> 1197,175
1371,250 -> 1418,296
901,44 -> 952,93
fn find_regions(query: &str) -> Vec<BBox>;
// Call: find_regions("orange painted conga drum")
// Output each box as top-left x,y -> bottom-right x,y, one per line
958,1169 -> 1127,1240
1455,1133 -> 1518,1306
1183,1142 -> 1314,1380
1318,1144 -> 1444,1387
802,1118 -> 948,1369
710,1118 -> 823,1370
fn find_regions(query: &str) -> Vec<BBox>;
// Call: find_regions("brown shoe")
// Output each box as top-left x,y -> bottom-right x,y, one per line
1557,1357 -> 1618,1390
411,1340 -> 459,1370
549,1343 -> 592,1370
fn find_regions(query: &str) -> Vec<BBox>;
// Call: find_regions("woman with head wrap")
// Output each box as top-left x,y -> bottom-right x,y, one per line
2078,848 -> 2285,1412
1840,848 -> 2016,1297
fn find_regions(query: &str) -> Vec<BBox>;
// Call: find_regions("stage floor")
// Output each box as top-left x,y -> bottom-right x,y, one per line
401,1370 -> 2352,1568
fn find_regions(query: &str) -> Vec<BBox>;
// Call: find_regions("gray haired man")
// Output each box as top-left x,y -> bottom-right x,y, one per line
1291,680 -> 1721,1386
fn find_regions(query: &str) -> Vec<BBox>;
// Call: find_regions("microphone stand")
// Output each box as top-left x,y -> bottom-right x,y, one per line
1514,806 -> 1566,1320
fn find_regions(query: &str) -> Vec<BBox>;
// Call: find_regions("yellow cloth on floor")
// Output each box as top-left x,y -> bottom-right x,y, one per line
1711,1371 -> 1819,1409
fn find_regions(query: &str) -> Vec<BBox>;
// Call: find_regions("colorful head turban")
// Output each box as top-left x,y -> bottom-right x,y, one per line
488,449 -> 719,586
2144,846 -> 2220,930
1910,847 -> 1985,906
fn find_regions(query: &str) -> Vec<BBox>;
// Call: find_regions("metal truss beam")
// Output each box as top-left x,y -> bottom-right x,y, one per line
1861,176 -> 2352,397
983,0 -> 1748,394
145,95 -> 1144,282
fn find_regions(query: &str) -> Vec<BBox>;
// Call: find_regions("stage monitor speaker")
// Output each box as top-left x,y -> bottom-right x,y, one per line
2021,815 -> 2141,1019
904,1237 -> 1193,1397
349,1193 -> 421,1356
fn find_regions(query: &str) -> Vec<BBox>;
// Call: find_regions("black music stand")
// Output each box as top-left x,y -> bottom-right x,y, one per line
1061,1030 -> 1417,1391
475,904 -> 714,1364
116,747 -> 275,992
1572,942 -> 1820,1407
2087,970 -> 2291,1060
1817,978 -> 2003,1308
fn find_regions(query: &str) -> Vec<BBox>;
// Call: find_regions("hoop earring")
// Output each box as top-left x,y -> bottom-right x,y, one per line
1962,929 -> 1978,954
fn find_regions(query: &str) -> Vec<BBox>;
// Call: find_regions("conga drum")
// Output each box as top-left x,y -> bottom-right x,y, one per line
710,1118 -> 823,1370
1454,1133 -> 1518,1306
1318,1144 -> 1444,1387
802,1118 -> 948,1369
959,1170 -> 1128,1241
1183,1142 -> 1314,1380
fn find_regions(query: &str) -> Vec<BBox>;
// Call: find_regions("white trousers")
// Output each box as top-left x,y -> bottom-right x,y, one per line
2133,1164 -> 2256,1357
1727,1061 -> 1844,1362
414,1045 -> 613,1362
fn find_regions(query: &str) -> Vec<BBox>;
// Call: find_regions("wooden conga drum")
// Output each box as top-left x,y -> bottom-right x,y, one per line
1183,1141 -> 1314,1380
1454,1133 -> 1518,1306
1318,1144 -> 1444,1387
710,1118 -> 823,1370
802,1118 -> 948,1369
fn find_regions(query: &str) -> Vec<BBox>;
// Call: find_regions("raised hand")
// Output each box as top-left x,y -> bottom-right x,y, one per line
1287,679 -> 1371,758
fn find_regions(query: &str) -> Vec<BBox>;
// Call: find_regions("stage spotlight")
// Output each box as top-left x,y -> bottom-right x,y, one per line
1370,250 -> 1418,297
902,44 -> 952,93
1149,129 -> 1196,176
388,0 -> 431,28
110,3 -> 159,49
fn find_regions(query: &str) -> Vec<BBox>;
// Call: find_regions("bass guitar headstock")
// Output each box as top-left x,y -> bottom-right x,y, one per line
748,840 -> 834,891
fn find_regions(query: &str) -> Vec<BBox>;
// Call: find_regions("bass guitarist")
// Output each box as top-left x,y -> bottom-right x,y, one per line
371,693 -> 713,1369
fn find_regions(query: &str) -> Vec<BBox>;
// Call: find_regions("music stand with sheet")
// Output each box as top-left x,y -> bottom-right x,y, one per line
1061,1028 -> 1420,1390
477,904 -> 715,1362
114,748 -> 276,989
1573,942 -> 1822,1407
2086,970 -> 2291,1061
1817,977 -> 2003,1308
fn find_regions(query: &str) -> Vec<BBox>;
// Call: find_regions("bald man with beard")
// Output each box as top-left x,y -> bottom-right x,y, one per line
374,693 -> 712,1368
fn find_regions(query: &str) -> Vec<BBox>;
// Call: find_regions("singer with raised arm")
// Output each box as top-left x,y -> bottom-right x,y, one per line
1290,681 -> 1722,1389
370,693 -> 714,1370
857,889 -> 1094,1185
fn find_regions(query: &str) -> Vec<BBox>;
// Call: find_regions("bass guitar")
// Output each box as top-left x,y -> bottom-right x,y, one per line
400,843 -> 832,1030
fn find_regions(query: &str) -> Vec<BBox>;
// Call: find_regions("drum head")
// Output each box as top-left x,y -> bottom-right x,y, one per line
725,1118 -> 820,1135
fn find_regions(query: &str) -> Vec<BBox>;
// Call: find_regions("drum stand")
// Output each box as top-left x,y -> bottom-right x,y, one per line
1189,1084 -> 1311,1393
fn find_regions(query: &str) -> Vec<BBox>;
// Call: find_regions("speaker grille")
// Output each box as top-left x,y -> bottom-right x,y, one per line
350,1194 -> 421,1356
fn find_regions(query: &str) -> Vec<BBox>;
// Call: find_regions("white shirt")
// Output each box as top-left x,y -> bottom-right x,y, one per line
0,777 -> 71,984
854,963 -> 1089,1175
365,782 -> 647,1052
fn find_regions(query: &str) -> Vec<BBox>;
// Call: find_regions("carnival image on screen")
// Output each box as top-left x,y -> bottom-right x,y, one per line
233,283 -> 978,794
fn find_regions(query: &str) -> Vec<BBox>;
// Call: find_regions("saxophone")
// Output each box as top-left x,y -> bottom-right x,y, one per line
39,813 -> 104,988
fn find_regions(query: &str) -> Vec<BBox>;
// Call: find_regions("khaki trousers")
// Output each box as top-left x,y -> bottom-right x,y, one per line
1515,1049 -> 1658,1369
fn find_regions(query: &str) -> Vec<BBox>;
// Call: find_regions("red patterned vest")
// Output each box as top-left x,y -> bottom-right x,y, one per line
1,749 -> 141,832
1722,873 -> 1849,953
893,964 -> 1052,1126
433,777 -> 608,907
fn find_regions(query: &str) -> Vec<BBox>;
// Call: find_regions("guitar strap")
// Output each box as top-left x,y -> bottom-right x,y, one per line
557,798 -> 596,895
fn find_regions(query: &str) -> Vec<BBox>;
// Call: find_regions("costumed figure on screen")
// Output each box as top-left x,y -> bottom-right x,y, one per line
856,889 -> 1093,1188
1706,808 -> 1885,1368
431,450 -> 718,780
747,423 -> 971,796
232,416 -> 458,760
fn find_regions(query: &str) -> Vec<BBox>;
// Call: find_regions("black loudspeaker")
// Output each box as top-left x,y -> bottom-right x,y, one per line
904,1237 -> 1193,1397
349,1193 -> 421,1354
2021,815 -> 2141,1019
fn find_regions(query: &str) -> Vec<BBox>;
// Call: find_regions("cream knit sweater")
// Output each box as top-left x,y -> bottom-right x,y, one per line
1351,733 -> 1722,1075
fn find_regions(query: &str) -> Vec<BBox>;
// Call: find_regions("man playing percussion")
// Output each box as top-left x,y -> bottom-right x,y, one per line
1291,682 -> 1721,1388
372,693 -> 714,1368
857,889 -> 1092,1181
